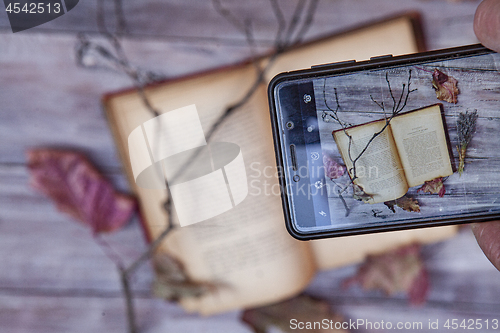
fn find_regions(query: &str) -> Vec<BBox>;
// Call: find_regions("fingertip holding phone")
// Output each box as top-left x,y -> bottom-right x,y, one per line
268,44 -> 500,240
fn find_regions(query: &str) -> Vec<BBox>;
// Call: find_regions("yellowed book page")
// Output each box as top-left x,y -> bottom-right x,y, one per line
390,104 -> 453,187
333,121 -> 408,203
311,226 -> 458,270
264,15 -> 419,79
107,66 -> 315,315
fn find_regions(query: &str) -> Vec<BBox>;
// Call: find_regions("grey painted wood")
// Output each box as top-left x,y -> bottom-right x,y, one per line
1,0 -> 499,332
0,0 -> 480,49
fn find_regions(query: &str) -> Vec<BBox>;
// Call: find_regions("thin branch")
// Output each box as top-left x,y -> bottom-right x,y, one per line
283,0 -> 306,46
120,266 -> 137,333
269,0 -> 287,49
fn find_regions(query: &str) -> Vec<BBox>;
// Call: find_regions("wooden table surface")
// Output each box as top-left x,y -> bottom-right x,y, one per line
1,1 -> 499,332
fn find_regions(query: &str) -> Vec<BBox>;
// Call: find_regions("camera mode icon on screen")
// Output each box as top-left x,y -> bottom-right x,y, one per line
127,105 -> 248,227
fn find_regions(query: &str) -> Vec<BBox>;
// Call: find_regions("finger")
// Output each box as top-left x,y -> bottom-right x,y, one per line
474,0 -> 500,52
471,221 -> 500,271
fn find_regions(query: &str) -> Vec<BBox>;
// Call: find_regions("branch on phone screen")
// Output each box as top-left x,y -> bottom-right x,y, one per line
322,70 -> 416,216
74,1 -> 320,332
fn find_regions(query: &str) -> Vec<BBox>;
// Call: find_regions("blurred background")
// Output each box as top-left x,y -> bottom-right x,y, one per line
1,0 -> 499,332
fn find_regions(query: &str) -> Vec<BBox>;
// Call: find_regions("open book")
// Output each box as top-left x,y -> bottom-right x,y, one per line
104,14 -> 457,315
333,104 -> 454,204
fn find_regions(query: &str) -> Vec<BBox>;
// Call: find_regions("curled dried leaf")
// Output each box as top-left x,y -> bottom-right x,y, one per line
241,295 -> 347,333
152,254 -> 215,301
432,68 -> 459,104
323,154 -> 345,180
384,195 -> 420,213
343,244 -> 429,305
418,177 -> 445,197
27,149 -> 136,234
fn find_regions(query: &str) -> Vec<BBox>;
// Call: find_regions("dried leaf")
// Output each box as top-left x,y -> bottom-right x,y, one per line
27,149 -> 136,234
152,254 -> 214,301
323,154 -> 345,179
385,195 -> 420,213
353,184 -> 372,203
343,244 -> 429,305
418,177 -> 445,197
241,295 -> 348,333
432,68 -> 459,104
384,200 -> 396,213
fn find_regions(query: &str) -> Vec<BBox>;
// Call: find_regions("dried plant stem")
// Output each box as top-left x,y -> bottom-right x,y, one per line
456,110 -> 478,176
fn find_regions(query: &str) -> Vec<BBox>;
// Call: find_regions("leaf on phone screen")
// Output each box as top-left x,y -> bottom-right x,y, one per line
384,195 -> 420,213
323,154 -> 345,179
343,244 -> 429,305
27,149 -> 136,234
418,177 -> 445,197
432,68 -> 459,104
241,294 -> 348,333
353,184 -> 372,203
152,253 -> 214,301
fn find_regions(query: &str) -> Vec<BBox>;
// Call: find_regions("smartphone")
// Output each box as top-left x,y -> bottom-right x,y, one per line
268,44 -> 500,240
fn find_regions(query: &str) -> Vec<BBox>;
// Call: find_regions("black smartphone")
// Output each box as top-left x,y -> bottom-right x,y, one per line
268,44 -> 500,240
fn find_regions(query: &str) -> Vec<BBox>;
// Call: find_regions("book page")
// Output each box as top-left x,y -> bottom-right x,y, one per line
311,226 -> 458,270
390,104 -> 453,187
106,65 -> 315,315
333,121 -> 408,203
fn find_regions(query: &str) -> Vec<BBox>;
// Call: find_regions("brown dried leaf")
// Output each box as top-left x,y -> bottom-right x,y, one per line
152,254 -> 214,301
241,295 -> 348,333
353,184 -> 372,203
432,68 -> 459,104
385,195 -> 420,213
323,154 -> 345,180
418,177 -> 445,197
343,244 -> 429,305
27,149 -> 136,234
384,200 -> 396,213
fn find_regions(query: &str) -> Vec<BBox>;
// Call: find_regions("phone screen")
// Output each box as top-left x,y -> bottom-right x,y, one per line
273,50 -> 500,237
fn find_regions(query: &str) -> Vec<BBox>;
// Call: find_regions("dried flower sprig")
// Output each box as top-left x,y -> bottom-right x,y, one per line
456,110 -> 478,176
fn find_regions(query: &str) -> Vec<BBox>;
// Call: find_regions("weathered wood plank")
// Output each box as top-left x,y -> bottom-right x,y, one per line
0,0 -> 480,50
0,32 -> 264,168
0,294 -> 250,333
0,165 -> 155,292
309,230 -> 500,306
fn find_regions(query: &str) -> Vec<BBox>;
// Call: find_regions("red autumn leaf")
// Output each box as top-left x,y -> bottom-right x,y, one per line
343,243 -> 429,305
323,154 -> 345,180
241,295 -> 347,333
27,149 -> 136,234
418,177 -> 445,197
432,68 -> 459,104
